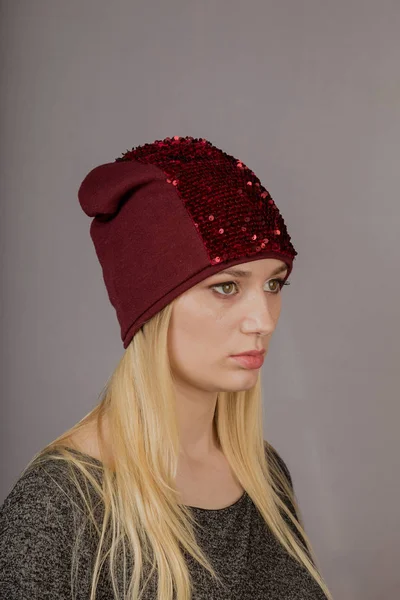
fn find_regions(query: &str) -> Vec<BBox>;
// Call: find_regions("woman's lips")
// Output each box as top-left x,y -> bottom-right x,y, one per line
230,354 -> 265,369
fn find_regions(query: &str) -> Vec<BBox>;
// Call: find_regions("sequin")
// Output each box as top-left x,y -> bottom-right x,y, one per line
115,136 -> 297,269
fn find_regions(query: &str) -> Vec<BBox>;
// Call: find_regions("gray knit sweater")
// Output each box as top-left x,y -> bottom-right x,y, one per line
0,446 -> 327,599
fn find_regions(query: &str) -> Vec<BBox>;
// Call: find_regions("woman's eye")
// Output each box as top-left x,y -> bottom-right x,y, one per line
210,279 -> 285,298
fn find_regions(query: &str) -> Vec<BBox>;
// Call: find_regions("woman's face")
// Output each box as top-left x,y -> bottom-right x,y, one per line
167,258 -> 289,393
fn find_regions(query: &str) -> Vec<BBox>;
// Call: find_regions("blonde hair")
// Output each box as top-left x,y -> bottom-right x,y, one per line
27,299 -> 332,600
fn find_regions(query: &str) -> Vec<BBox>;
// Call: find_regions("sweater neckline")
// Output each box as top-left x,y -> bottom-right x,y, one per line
57,446 -> 248,513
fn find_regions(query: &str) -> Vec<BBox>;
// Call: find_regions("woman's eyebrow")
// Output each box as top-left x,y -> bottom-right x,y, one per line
215,265 -> 288,278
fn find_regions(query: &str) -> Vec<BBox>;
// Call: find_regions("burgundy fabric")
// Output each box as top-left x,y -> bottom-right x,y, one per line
78,136 -> 297,348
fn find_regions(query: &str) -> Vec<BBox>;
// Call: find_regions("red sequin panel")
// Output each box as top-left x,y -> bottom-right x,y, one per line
116,136 -> 297,265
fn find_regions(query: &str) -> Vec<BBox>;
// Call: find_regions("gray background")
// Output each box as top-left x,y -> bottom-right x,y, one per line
1,1 -> 399,598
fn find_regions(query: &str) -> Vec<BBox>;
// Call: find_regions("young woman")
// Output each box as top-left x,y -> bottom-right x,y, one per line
0,136 -> 332,600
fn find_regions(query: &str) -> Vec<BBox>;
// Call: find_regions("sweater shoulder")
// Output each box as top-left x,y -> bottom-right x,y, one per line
1,453 -> 79,525
0,451 -> 101,599
264,440 -> 294,490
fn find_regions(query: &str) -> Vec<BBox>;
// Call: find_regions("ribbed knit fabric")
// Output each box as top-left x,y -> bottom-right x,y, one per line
0,446 -> 326,599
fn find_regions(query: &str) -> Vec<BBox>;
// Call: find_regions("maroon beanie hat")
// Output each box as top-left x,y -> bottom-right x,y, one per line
78,136 -> 298,349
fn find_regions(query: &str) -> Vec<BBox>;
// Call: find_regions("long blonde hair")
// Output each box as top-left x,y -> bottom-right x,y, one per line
27,299 -> 332,600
